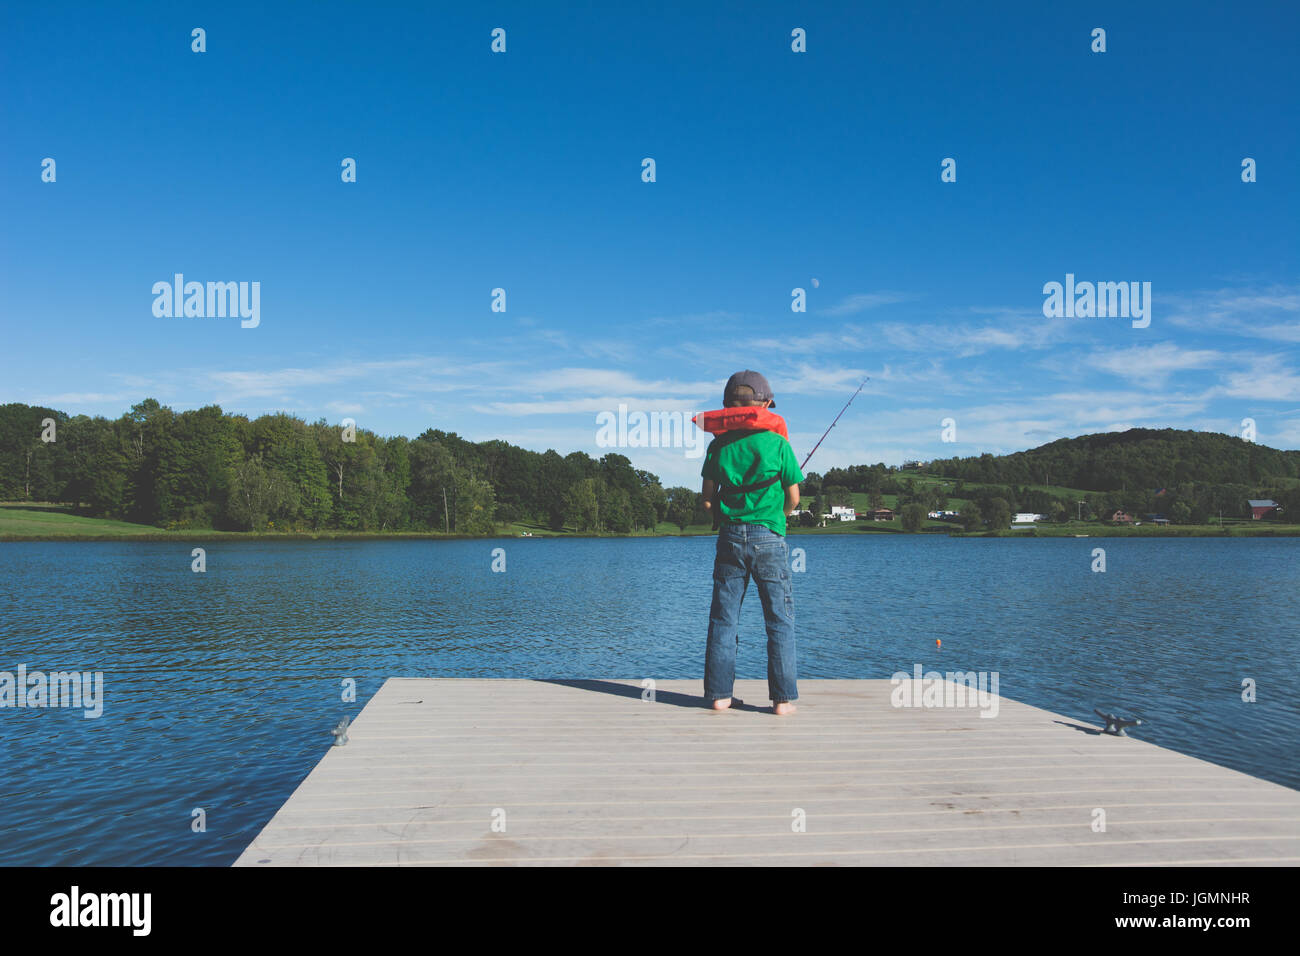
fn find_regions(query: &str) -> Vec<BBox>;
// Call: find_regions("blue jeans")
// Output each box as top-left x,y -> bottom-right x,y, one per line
705,522 -> 798,703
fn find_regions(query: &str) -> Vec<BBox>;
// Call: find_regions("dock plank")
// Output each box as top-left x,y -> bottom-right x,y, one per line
235,679 -> 1300,866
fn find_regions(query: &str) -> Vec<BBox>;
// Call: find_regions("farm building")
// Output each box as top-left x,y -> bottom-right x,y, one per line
1248,499 -> 1281,520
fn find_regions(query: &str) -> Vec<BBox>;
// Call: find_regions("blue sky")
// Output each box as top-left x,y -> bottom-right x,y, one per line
2,1 -> 1297,487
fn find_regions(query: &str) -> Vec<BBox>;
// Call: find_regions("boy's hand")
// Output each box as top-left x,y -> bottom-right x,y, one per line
701,479 -> 717,512
702,478 -> 721,530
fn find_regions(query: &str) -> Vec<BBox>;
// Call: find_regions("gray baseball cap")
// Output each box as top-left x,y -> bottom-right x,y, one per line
724,369 -> 776,407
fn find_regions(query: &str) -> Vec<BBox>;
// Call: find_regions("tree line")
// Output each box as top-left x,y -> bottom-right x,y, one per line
0,401 -> 706,533
3,403 -> 1295,532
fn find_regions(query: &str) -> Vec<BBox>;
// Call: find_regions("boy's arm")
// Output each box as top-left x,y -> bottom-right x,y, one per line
781,437 -> 805,513
702,478 -> 722,531
701,479 -> 718,515
700,439 -> 721,518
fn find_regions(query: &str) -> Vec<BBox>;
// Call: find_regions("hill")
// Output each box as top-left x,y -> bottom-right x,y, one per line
925,428 -> 1300,491
806,428 -> 1299,526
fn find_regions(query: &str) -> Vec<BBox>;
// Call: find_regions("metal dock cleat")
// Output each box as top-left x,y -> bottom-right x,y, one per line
331,715 -> 350,747
1094,708 -> 1142,736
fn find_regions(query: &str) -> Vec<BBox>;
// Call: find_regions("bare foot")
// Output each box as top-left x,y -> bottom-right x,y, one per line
773,701 -> 796,716
710,698 -> 732,711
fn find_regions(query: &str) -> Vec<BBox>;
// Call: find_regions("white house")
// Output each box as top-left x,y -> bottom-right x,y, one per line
829,505 -> 857,522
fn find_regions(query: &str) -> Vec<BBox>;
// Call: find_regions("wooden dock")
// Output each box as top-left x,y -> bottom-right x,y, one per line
235,678 -> 1300,866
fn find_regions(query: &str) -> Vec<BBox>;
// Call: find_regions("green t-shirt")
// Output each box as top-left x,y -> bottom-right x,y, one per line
701,430 -> 805,536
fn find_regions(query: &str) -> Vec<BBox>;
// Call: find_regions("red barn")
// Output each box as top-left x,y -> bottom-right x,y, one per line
1248,499 -> 1280,520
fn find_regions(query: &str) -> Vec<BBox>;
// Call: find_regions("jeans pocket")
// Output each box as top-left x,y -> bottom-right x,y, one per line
753,540 -> 788,575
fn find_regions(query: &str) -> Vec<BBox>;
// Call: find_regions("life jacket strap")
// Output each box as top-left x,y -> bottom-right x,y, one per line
720,473 -> 781,497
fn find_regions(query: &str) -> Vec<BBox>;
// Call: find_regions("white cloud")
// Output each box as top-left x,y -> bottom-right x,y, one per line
324,401 -> 364,415
1211,355 -> 1300,402
1265,418 -> 1300,448
473,396 -> 705,417
642,309 -> 743,327
875,317 -> 1068,357
752,328 -> 869,353
771,362 -> 873,396
517,367 -> 714,398
1084,343 -> 1223,384
1165,283 -> 1300,342
33,392 -> 132,406
202,357 -> 483,399
821,292 -> 913,316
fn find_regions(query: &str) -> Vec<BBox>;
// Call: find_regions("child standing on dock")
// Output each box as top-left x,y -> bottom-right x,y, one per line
696,370 -> 804,715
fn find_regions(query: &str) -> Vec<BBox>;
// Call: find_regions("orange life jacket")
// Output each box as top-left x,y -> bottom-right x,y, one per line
691,407 -> 789,440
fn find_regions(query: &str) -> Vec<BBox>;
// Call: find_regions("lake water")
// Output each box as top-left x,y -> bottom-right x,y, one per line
1,536 -> 1296,865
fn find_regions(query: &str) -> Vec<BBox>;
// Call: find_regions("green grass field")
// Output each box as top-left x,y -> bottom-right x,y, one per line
0,503 -> 472,540
0,505 -> 720,540
4,501 -> 1296,539
0,503 -> 177,537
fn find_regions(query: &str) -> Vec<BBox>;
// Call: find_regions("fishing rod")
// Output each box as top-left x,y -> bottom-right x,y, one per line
801,378 -> 868,472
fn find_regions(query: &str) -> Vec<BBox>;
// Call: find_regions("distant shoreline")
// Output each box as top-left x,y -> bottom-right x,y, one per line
3,524 -> 1298,542
4,499 -> 1296,541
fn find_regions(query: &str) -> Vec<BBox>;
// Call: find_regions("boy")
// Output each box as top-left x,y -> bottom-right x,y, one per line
698,370 -> 803,715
